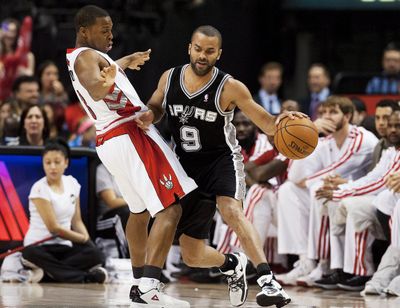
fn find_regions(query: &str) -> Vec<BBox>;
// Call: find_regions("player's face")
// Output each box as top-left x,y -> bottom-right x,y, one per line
233,112 -> 256,142
280,100 -> 300,113
188,32 -> 221,76
386,112 -> 400,146
321,104 -> 346,131
84,16 -> 113,53
375,106 -> 393,138
43,150 -> 68,182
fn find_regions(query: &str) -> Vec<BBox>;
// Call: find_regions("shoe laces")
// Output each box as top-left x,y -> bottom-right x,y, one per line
156,282 -> 166,293
227,272 -> 244,292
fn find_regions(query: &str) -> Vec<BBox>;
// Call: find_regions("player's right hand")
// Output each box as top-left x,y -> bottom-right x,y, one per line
100,64 -> 117,88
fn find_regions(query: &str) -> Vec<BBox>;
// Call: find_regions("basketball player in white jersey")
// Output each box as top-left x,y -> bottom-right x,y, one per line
67,6 -> 257,308
134,25 -> 307,307
312,111 -> 400,290
276,96 -> 378,286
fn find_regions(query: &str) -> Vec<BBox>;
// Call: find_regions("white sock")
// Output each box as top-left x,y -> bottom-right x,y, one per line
139,277 -> 160,293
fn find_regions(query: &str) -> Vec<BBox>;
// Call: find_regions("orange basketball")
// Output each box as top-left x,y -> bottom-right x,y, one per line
274,117 -> 318,160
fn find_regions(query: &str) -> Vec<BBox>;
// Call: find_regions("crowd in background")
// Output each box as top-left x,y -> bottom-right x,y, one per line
1,13 -> 400,297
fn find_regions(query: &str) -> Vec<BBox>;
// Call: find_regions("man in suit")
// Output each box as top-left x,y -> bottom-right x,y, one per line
253,62 -> 283,115
301,63 -> 331,120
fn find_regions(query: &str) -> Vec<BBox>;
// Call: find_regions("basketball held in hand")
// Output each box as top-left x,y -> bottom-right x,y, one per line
274,117 -> 318,160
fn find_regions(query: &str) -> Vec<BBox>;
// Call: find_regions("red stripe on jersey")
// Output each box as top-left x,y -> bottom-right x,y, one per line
66,48 -> 76,54
307,129 -> 360,181
96,122 -> 185,208
333,159 -> 400,200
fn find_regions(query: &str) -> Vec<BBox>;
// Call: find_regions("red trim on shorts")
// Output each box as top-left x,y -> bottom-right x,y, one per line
96,121 -> 185,209
66,48 -> 76,54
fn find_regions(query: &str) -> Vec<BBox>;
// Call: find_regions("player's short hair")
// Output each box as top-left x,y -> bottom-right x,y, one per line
322,96 -> 354,116
191,25 -> 222,48
74,5 -> 109,33
259,62 -> 283,77
376,99 -> 400,111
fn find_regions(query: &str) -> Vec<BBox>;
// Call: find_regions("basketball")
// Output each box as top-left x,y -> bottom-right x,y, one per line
274,117 -> 319,160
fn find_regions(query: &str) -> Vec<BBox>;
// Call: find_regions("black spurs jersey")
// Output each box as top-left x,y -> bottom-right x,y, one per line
164,64 -> 242,165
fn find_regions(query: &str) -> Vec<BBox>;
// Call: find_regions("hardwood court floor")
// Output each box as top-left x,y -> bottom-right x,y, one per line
1,281 -> 400,307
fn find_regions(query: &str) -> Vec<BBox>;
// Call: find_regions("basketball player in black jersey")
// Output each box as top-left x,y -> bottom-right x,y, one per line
136,25 -> 304,307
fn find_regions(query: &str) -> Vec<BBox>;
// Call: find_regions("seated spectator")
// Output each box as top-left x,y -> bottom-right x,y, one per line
2,113 -> 20,145
96,163 -> 130,229
366,43 -> 400,94
37,60 -> 69,106
64,91 -> 87,133
0,100 -> 20,138
0,16 -> 34,101
280,100 -> 300,113
21,138 -> 107,283
12,75 -> 39,111
17,105 -> 49,146
43,102 -> 68,139
68,117 -> 96,148
350,97 -> 377,136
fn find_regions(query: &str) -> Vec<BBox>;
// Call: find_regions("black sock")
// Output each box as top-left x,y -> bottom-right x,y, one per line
256,263 -> 271,277
143,265 -> 162,280
219,254 -> 238,272
132,266 -> 144,279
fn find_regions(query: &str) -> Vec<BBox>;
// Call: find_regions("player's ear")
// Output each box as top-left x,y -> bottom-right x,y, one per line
188,43 -> 192,56
217,49 -> 222,60
79,26 -> 87,38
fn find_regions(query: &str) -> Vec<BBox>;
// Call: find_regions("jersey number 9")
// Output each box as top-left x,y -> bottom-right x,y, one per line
180,126 -> 202,152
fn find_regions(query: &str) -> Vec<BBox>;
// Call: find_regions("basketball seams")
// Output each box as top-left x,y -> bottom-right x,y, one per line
282,123 -> 318,135
283,126 -> 318,149
279,124 -> 301,159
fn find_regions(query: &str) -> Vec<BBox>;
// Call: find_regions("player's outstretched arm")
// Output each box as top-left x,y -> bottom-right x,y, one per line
75,50 -> 116,101
221,78 -> 306,135
116,49 -> 151,71
220,78 -> 307,136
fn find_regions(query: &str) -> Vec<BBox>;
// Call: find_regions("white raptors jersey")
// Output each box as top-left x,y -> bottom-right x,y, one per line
66,47 -> 146,134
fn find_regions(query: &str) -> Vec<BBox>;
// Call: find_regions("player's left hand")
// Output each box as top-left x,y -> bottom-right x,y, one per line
275,110 -> 308,126
134,110 -> 154,131
127,49 -> 151,70
315,187 -> 334,200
